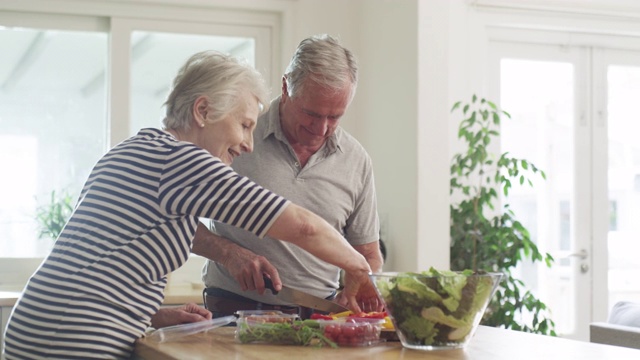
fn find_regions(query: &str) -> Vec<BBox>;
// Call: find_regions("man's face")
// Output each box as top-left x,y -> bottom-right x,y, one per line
280,80 -> 353,149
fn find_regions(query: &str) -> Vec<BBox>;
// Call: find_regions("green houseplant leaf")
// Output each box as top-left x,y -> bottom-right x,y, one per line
35,189 -> 75,241
449,94 -> 556,336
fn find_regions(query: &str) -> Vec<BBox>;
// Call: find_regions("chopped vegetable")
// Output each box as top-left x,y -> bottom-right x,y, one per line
320,319 -> 381,346
310,313 -> 334,320
236,319 -> 337,348
348,311 -> 387,319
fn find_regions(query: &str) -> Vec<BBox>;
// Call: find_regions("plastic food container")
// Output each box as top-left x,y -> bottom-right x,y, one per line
317,318 -> 384,347
234,311 -> 299,324
235,314 -> 309,345
147,315 -> 235,342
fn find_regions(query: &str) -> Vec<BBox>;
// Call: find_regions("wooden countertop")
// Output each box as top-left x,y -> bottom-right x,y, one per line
134,325 -> 640,360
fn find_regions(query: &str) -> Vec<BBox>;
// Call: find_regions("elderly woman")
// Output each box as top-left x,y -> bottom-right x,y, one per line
2,51 -> 373,359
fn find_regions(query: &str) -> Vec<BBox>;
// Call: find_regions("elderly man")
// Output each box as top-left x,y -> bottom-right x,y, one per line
192,34 -> 383,318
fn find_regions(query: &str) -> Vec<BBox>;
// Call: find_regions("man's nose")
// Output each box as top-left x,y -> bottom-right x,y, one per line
311,118 -> 329,135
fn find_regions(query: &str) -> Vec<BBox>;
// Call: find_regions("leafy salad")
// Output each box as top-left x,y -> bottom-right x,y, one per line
236,318 -> 337,348
374,268 -> 499,347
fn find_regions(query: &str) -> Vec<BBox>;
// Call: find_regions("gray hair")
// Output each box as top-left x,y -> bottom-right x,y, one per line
163,51 -> 269,131
284,34 -> 358,100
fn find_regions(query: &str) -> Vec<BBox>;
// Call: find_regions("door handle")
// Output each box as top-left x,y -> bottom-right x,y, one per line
567,249 -> 588,260
551,249 -> 589,261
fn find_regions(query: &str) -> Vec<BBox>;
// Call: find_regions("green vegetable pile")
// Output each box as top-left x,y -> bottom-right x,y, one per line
374,268 -> 499,347
236,319 -> 337,348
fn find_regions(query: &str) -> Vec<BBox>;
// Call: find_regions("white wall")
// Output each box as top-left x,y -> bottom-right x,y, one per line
286,0 -> 451,271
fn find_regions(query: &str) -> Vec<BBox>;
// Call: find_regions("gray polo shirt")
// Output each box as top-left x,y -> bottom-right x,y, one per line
202,97 -> 380,303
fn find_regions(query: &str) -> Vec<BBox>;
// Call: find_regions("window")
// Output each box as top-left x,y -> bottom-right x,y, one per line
0,25 -> 108,257
0,9 -> 274,262
130,31 -> 255,133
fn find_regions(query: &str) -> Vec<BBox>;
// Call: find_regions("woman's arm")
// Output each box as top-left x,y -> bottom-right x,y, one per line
265,204 -> 373,313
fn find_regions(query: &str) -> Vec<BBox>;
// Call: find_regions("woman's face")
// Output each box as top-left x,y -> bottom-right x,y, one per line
200,95 -> 259,165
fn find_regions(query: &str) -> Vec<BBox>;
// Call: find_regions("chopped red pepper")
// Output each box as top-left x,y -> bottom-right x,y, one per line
310,313 -> 334,320
348,311 -> 388,319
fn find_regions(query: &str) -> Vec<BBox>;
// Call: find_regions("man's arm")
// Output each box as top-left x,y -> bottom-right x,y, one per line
191,222 -> 282,293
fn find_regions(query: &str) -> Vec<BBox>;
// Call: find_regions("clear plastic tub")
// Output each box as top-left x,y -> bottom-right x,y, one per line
317,318 -> 384,347
235,311 -> 299,324
235,313 -> 309,345
147,315 -> 235,342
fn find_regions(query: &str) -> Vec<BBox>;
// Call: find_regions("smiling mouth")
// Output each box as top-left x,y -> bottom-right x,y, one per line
228,149 -> 240,158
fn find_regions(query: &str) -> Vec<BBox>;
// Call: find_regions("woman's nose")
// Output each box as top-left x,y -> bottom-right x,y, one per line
241,133 -> 253,153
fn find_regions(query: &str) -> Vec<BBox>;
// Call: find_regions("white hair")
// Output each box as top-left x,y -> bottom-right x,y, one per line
163,51 -> 269,131
284,34 -> 358,100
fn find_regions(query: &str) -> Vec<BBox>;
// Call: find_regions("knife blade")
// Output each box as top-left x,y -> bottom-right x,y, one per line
263,276 -> 349,313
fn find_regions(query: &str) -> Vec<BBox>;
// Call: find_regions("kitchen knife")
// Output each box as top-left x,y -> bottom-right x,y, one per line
263,276 -> 349,313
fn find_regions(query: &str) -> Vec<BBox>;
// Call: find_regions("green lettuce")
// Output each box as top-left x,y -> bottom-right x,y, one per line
377,269 -> 499,347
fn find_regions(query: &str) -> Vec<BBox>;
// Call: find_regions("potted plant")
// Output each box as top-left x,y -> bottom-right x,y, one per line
449,95 -> 556,335
35,189 -> 74,241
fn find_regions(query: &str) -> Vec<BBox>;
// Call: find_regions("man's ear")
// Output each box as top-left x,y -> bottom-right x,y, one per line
281,76 -> 288,98
193,96 -> 209,121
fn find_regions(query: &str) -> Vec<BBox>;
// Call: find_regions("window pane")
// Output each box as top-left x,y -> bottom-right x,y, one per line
130,31 -> 255,134
0,27 -> 107,257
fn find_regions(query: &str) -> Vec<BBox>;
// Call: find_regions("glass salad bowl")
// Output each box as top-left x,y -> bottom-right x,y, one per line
370,269 -> 502,351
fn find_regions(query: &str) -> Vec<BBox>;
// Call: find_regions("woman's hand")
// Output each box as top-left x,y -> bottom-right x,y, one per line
150,303 -> 212,329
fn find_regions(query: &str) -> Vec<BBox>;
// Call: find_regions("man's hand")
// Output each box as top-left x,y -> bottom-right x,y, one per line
191,221 -> 282,294
336,271 -> 383,314
335,285 -> 383,313
336,267 -> 376,314
221,245 -> 282,294
350,241 -> 385,312
150,303 -> 212,329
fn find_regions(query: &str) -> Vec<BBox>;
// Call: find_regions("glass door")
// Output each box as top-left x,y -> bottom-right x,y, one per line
488,42 -> 591,340
598,49 -> 640,311
490,41 -> 640,340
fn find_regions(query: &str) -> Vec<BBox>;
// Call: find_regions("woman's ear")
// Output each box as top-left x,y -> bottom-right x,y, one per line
193,96 -> 209,122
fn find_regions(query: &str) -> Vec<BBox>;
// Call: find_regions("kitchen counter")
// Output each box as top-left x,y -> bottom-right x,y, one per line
0,288 -> 202,307
162,285 -> 203,306
0,292 -> 21,307
134,325 -> 640,360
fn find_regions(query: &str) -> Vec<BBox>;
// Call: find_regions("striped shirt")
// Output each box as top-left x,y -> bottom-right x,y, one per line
3,128 -> 289,359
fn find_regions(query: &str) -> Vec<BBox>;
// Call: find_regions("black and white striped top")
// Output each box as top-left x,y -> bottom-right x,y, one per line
3,128 -> 289,359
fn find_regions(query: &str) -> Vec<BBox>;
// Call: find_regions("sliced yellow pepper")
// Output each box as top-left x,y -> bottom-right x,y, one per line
330,310 -> 353,319
382,316 -> 395,330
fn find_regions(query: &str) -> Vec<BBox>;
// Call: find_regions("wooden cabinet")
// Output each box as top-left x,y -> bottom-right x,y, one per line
0,292 -> 20,354
1,305 -> 10,353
